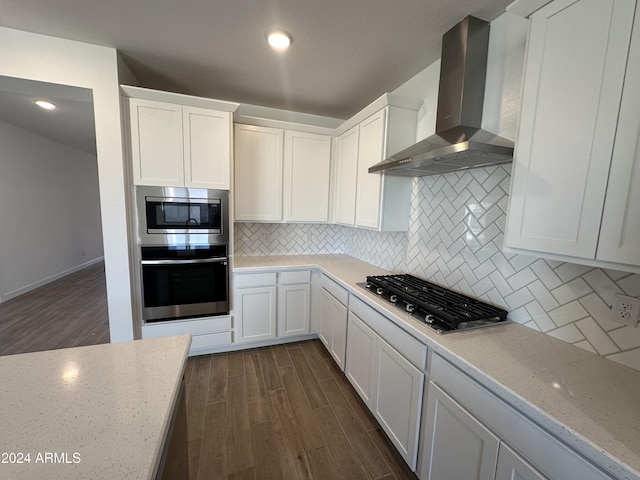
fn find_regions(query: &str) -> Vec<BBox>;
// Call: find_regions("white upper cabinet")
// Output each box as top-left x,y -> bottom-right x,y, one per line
234,124 -> 284,222
333,126 -> 360,225
283,130 -> 332,222
505,0 -> 640,271
126,89 -> 235,189
234,124 -> 333,223
183,106 -> 232,190
129,98 -> 184,187
596,8 -> 640,266
355,109 -> 386,229
334,99 -> 418,231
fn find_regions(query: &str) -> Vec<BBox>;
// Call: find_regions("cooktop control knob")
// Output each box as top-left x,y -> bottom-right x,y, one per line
425,314 -> 435,324
406,304 -> 415,313
389,295 -> 398,303
376,288 -> 384,295
366,282 -> 372,289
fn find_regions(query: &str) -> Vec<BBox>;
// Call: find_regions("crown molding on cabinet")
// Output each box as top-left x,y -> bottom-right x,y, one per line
120,85 -> 239,112
233,115 -> 336,136
506,0 -> 553,17
334,93 -> 423,136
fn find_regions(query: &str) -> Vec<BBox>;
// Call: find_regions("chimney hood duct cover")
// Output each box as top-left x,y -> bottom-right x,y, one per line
369,16 -> 514,177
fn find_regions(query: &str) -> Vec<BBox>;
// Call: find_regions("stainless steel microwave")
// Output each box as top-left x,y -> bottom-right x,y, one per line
136,186 -> 229,246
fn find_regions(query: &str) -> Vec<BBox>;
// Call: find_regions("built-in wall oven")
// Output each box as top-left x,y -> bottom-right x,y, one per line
135,186 -> 230,322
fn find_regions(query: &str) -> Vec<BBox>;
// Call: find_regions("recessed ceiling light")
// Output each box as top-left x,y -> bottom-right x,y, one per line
266,30 -> 292,51
34,100 -> 57,110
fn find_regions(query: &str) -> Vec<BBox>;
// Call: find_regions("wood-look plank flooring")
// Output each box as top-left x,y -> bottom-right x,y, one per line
0,262 -> 110,355
185,340 -> 418,480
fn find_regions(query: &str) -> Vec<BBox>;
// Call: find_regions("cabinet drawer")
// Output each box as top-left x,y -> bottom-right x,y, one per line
141,316 -> 232,338
234,272 -> 277,288
430,355 -> 614,480
321,274 -> 348,305
350,296 -> 427,370
191,331 -> 232,350
280,270 -> 311,285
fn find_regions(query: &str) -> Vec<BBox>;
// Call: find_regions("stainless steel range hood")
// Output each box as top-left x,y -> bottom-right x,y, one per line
370,16 -> 514,177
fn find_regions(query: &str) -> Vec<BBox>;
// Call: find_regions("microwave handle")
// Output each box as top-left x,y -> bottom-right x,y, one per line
141,257 -> 227,266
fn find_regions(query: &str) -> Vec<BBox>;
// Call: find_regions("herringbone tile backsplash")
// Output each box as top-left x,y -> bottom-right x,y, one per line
235,165 -> 640,371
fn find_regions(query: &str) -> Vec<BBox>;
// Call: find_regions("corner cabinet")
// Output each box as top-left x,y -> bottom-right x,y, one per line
504,0 -> 640,272
234,124 -> 332,223
123,86 -> 238,189
333,97 -> 418,231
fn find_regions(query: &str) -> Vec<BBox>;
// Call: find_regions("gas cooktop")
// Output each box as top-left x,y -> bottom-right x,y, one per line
359,274 -> 508,334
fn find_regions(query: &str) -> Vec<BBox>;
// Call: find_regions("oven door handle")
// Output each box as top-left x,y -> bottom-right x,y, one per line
141,257 -> 228,266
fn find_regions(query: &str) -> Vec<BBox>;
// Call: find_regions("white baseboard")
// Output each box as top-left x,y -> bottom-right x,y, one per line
0,256 -> 104,303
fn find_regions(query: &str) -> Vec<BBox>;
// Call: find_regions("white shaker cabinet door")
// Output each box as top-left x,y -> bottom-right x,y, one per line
505,0 -> 635,258
419,382 -> 499,480
319,288 -> 348,370
183,106 -> 231,190
355,109 -> 385,229
235,286 -> 277,343
329,297 -> 348,371
234,124 -> 284,222
374,338 -> 424,471
283,130 -> 332,222
277,283 -> 310,337
334,126 -> 359,226
345,311 -> 377,408
129,98 -> 184,187
495,443 -> 547,480
597,8 -> 640,267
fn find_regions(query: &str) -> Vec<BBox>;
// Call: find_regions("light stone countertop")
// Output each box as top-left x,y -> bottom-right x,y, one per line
234,254 -> 640,480
0,334 -> 191,480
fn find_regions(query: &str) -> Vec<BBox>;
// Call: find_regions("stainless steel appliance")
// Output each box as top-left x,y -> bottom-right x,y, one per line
136,186 -> 229,246
140,244 -> 228,322
360,274 -> 508,334
135,186 -> 230,322
369,16 -> 515,177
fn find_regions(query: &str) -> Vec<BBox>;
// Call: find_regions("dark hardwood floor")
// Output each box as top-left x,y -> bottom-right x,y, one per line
0,261 -> 110,355
185,340 -> 418,480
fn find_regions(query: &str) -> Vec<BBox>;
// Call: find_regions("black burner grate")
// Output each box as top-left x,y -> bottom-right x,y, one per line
365,274 -> 508,332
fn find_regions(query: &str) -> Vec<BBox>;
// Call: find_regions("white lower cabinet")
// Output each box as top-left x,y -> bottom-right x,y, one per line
235,285 -> 277,343
420,354 -> 614,480
345,311 -> 378,407
318,275 -> 349,370
234,270 -> 311,344
374,337 -> 424,470
345,296 -> 426,470
495,443 -> 546,480
419,382 -> 500,480
277,274 -> 311,338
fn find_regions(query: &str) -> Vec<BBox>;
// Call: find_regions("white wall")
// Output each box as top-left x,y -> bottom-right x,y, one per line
0,27 -> 134,342
391,12 -> 529,143
0,120 -> 104,301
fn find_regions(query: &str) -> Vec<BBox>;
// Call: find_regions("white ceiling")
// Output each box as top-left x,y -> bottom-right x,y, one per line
0,0 -> 513,121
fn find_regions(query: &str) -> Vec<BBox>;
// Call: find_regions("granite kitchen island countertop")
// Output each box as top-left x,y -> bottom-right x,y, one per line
0,335 -> 191,480
234,254 -> 640,480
